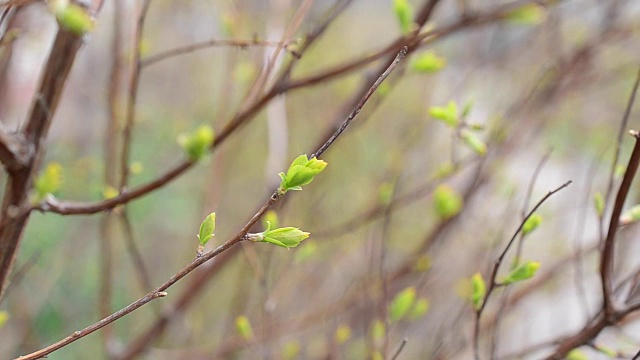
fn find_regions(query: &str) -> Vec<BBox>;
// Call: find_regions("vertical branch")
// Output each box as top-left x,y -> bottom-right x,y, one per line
119,0 -> 152,189
601,131 -> 640,317
0,26 -> 85,299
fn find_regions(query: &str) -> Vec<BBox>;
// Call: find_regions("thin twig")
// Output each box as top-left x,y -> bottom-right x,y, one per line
142,38 -> 293,68
391,338 -> 408,360
473,180 -> 572,360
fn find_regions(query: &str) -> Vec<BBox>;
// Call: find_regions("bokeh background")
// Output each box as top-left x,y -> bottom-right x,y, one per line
2,0 -> 640,359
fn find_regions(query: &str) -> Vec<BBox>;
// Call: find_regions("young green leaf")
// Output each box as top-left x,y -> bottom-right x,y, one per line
393,0 -> 414,34
471,273 -> 486,311
334,324 -> 352,344
51,0 -> 95,35
198,212 -> 216,246
177,125 -> 215,161
411,51 -> 446,74
389,287 -> 416,323
500,261 -> 540,285
235,315 -> 254,340
429,100 -> 459,127
460,129 -> 487,155
594,191 -> 605,217
522,213 -> 542,236
433,184 -> 463,219
34,162 -> 64,200
408,298 -> 430,320
251,222 -> 310,249
278,155 -> 327,194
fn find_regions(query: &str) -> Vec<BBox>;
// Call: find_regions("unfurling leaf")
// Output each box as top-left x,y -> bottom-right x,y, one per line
251,222 -> 310,249
460,129 -> 487,155
389,287 -> 416,323
393,0 -> 414,34
411,51 -> 446,73
34,162 -> 64,200
471,273 -> 486,311
235,315 -> 254,340
433,184 -> 463,219
177,125 -> 214,161
278,155 -> 327,194
198,212 -> 216,246
500,261 -> 540,285
429,101 -> 459,127
522,213 -> 542,236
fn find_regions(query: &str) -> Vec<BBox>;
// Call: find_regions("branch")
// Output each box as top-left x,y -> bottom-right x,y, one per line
0,126 -> 31,171
601,131 -> 640,317
0,26 -> 85,300
17,47 -> 408,360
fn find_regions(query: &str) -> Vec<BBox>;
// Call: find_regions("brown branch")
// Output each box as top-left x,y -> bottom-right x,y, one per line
141,38 -> 294,68
601,131 -> 640,317
17,47 -> 407,360
0,27 -> 85,300
0,126 -> 31,171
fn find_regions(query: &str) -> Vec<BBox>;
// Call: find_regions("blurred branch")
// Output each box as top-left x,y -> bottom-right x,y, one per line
17,47 -> 407,360
142,38 -> 297,68
119,0 -> 152,190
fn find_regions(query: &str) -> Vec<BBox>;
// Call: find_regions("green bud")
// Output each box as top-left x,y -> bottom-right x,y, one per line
198,212 -> 216,246
334,325 -> 352,344
393,0 -> 414,34
235,315 -> 254,340
411,51 -> 446,74
433,184 -> 463,219
460,129 -> 487,155
389,286 -> 416,323
506,4 -> 546,25
253,221 -> 310,249
408,298 -> 430,320
51,0 -> 95,35
471,273 -> 486,311
34,162 -> 64,200
177,125 -> 214,161
429,101 -> 458,127
522,213 -> 542,236
500,261 -> 540,285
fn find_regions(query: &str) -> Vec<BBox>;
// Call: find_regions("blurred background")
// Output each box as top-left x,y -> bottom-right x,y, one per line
1,0 -> 640,359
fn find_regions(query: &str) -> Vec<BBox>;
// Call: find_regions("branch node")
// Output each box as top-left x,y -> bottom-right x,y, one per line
630,129 -> 640,139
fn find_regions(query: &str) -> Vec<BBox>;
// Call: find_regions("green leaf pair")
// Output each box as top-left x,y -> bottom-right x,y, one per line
177,125 -> 215,161
278,154 -> 327,195
251,221 -> 310,249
